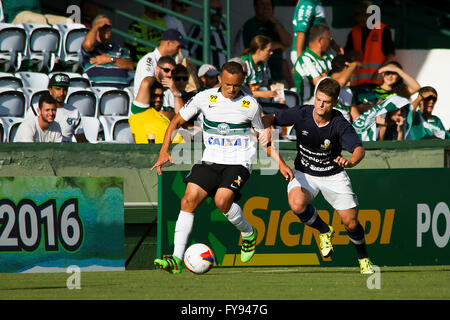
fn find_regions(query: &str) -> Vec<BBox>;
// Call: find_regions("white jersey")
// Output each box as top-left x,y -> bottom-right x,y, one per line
179,87 -> 265,170
14,116 -> 62,142
133,48 -> 162,97
55,103 -> 83,142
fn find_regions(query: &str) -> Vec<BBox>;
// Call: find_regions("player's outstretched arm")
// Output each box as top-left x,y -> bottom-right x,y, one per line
334,145 -> 365,168
151,113 -> 186,175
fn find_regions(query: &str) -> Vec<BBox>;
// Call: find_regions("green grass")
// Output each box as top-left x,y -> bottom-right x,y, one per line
0,265 -> 449,300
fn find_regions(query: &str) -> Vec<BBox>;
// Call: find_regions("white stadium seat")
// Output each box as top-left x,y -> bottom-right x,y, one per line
92,87 -> 133,143
54,23 -> 88,73
16,71 -> 49,89
0,88 -> 26,142
23,23 -> 60,72
0,23 -> 26,72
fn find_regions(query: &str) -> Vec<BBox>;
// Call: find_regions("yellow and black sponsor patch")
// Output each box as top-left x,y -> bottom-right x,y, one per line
241,100 -> 250,108
209,94 -> 218,103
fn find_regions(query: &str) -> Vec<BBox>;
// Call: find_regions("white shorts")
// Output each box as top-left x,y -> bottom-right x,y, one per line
287,169 -> 358,210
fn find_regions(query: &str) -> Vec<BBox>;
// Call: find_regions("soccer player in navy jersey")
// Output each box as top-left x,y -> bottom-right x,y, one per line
264,77 -> 374,274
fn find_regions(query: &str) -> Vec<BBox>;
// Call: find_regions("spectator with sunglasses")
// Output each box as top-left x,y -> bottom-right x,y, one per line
129,80 -> 184,144
409,87 -> 450,140
351,60 -> 420,118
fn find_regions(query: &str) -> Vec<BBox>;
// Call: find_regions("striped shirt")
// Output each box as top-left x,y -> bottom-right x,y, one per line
240,52 -> 271,88
188,21 -> 227,70
294,47 -> 333,103
291,0 -> 326,55
82,41 -> 131,89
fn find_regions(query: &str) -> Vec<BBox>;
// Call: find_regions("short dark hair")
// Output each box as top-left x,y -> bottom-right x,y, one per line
38,91 -> 57,110
173,63 -> 188,77
309,24 -> 330,43
157,55 -> 176,67
329,54 -> 353,75
316,78 -> 340,101
221,61 -> 245,76
419,86 -> 438,97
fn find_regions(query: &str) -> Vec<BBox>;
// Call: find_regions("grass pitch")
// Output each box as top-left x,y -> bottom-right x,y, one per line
0,265 -> 449,300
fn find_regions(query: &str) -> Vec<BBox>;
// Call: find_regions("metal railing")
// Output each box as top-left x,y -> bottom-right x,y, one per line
87,0 -> 231,66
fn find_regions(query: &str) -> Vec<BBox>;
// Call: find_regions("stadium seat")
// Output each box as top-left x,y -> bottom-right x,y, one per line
284,90 -> 300,108
80,116 -> 102,143
0,23 -> 27,72
16,71 -> 49,89
54,23 -> 88,73
0,88 -> 26,142
22,23 -> 60,73
92,87 -> 132,143
66,87 -> 97,118
0,73 -> 23,89
112,120 -> 134,144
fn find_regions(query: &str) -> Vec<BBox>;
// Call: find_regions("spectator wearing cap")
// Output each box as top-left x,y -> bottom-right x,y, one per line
48,73 -> 88,143
81,14 -> 135,89
14,91 -> 62,143
197,64 -> 220,90
133,28 -> 187,98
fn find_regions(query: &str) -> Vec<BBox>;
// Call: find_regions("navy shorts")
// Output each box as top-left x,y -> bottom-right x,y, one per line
184,162 -> 251,201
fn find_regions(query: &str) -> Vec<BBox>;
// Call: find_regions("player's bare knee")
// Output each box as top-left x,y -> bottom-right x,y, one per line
288,197 -> 308,214
215,197 -> 232,213
344,218 -> 358,231
180,195 -> 198,212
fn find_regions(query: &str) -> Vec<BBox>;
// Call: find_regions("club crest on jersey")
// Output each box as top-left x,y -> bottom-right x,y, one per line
207,136 -> 242,147
320,139 -> 331,150
209,94 -> 218,103
241,100 -> 250,108
217,123 -> 230,135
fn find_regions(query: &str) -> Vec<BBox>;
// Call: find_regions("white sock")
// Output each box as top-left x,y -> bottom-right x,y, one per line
224,203 -> 253,237
173,210 -> 194,260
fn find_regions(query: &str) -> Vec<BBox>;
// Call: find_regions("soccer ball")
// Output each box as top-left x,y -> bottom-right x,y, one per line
184,243 -> 215,274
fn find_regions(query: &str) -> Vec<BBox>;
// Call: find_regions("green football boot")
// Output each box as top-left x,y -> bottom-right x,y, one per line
319,225 -> 335,258
241,228 -> 258,263
154,255 -> 182,274
359,258 -> 375,274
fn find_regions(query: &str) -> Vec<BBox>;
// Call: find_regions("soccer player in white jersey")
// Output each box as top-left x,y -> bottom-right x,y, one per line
152,61 -> 293,274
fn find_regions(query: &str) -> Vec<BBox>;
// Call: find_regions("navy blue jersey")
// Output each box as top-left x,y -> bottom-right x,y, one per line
275,105 -> 363,176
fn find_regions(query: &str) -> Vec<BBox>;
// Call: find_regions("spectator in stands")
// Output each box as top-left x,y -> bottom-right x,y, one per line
128,81 -> 184,144
188,0 -> 227,69
351,60 -> 420,117
133,28 -> 187,98
409,86 -> 450,140
242,0 -> 293,87
14,91 -> 62,142
81,14 -> 134,89
197,64 -> 220,90
163,0 -> 190,38
126,0 -> 167,63
131,55 -> 179,118
48,73 -> 88,143
161,63 -> 198,119
326,54 -> 362,122
377,108 -> 406,141
240,35 -> 278,100
2,0 -> 73,25
290,0 -> 342,65
344,1 -> 396,87
293,24 -> 335,104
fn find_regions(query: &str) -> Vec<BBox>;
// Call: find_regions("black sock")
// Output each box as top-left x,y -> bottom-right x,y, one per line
347,222 -> 368,259
295,204 -> 330,234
